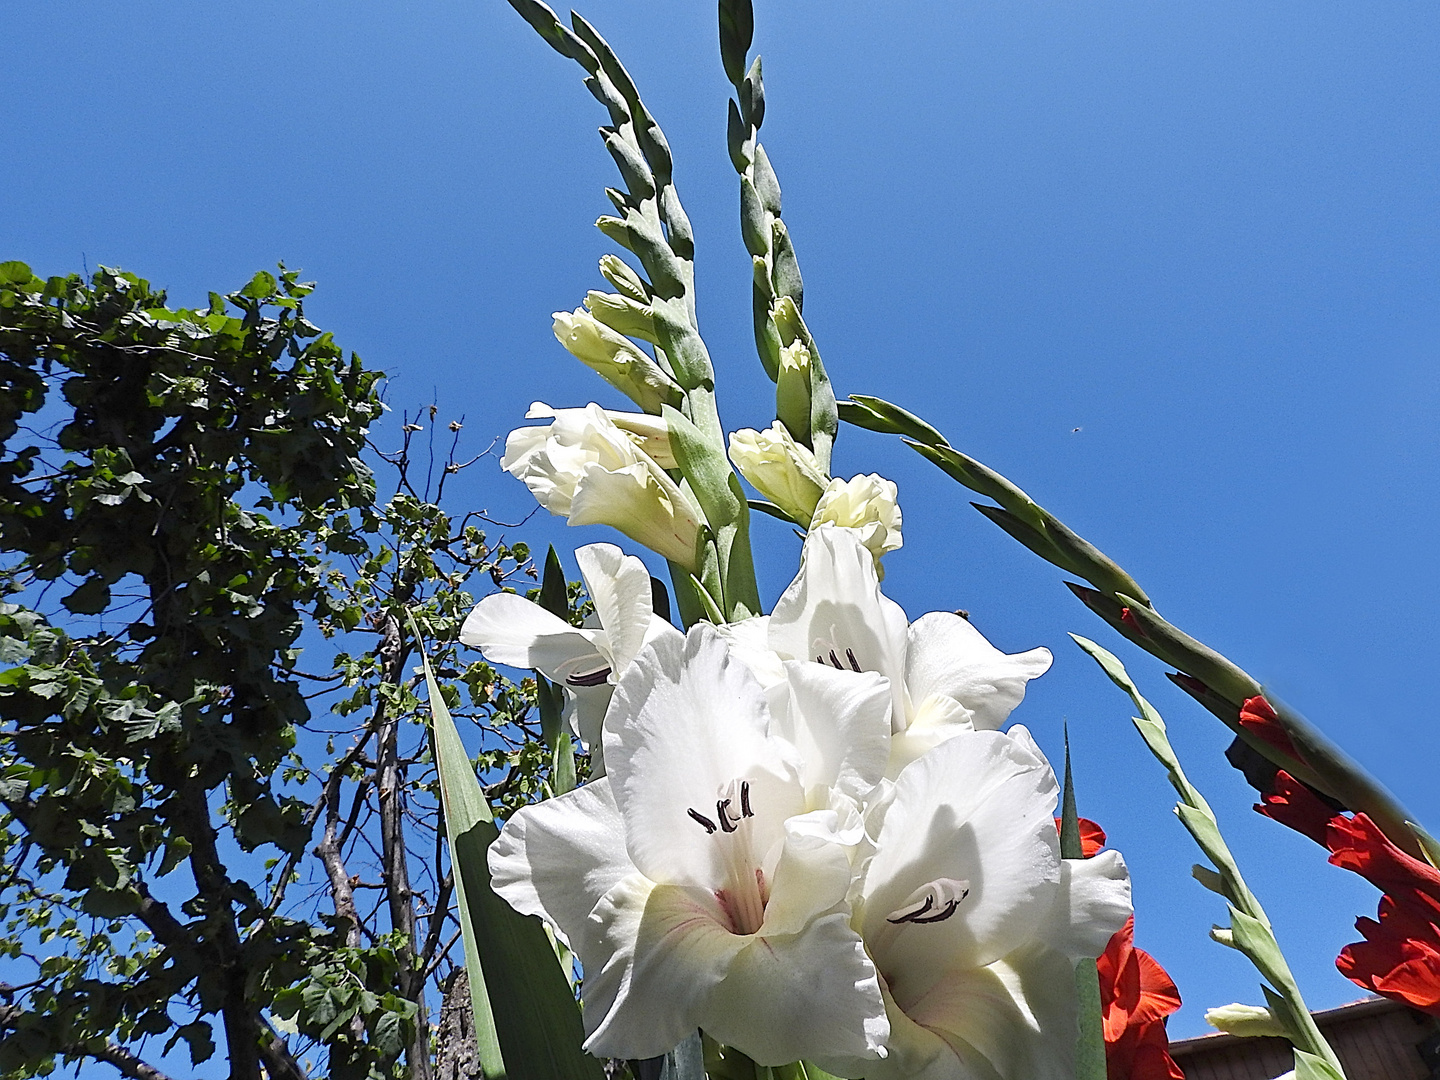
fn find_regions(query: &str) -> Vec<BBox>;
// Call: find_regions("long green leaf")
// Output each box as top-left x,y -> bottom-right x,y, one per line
415,620 -> 602,1080
1058,727 -> 1107,1080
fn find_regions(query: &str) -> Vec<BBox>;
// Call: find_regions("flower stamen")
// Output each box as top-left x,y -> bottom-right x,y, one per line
815,646 -> 864,673
566,666 -> 612,687
687,808 -> 718,834
886,878 -> 970,925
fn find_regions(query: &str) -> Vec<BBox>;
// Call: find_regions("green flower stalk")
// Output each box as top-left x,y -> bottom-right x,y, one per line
501,0 -> 761,623
841,391 -> 1435,863
719,0 -> 838,472
1073,635 -> 1348,1080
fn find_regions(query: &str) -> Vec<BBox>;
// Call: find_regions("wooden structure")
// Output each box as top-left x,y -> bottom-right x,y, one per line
1169,997 -> 1440,1080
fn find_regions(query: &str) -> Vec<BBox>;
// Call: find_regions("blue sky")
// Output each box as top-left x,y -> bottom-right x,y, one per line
5,0 -> 1440,1053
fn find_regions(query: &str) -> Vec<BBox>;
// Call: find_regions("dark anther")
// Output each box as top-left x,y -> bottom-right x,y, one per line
687,808 -> 717,834
845,648 -> 861,673
886,890 -> 968,925
887,895 -> 934,923
567,667 -> 612,687
740,780 -> 752,818
904,898 -> 961,927
829,650 -> 843,670
717,799 -> 738,832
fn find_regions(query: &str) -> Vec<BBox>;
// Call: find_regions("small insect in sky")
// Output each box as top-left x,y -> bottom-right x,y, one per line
1071,426 -> 1083,433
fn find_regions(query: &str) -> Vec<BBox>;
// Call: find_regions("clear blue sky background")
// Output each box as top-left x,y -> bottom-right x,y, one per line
5,0 -> 1439,1061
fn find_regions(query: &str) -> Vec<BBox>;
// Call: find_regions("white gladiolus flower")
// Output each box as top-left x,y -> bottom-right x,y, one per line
552,309 -> 682,413
524,402 -> 676,468
488,625 -> 893,1064
767,525 -> 1054,776
502,403 -> 704,568
728,422 -> 829,523
459,543 -> 679,772
817,728 -> 1132,1080
810,474 -> 903,574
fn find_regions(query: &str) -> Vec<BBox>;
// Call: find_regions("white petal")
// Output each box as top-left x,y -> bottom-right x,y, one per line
487,777 -> 632,942
706,912 -> 890,1064
640,612 -> 684,654
575,543 -> 655,670
716,615 -> 787,692
859,731 -> 1062,1001
605,625 -> 804,890
776,660 -> 892,799
460,593 -> 605,683
816,979 -> 949,1080
759,810 -> 860,938
580,875 -> 747,1059
885,694 -> 975,779
569,461 -> 703,568
564,685 -> 612,774
1043,850 -> 1132,961
769,526 -> 910,731
899,943 -> 1080,1080
905,613 -> 1052,731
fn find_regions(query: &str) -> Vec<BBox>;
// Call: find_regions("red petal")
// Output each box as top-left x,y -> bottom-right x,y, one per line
1239,694 -> 1302,761
1326,813 -> 1440,907
1255,769 -> 1339,846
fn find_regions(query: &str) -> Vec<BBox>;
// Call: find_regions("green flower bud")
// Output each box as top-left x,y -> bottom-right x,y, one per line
775,339 -> 812,442
584,291 -> 659,344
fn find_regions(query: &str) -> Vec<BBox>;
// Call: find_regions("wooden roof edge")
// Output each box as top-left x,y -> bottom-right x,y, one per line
1168,996 -> 1421,1058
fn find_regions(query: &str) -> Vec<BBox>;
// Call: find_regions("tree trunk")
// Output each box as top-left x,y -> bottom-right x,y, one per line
434,970 -> 482,1080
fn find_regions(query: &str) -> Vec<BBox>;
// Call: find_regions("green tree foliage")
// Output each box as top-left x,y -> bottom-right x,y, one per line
0,262 -> 571,1080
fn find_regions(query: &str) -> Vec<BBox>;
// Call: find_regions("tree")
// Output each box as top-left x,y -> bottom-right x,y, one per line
0,261 -> 570,1079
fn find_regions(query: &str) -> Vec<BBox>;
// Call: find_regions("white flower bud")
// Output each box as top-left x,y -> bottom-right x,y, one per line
1204,1003 -> 1290,1038
503,403 -> 703,568
728,422 -> 828,523
551,309 -> 681,414
810,474 -> 902,575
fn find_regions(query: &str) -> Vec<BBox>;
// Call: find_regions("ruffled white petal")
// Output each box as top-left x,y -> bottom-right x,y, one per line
605,625 -> 803,890
769,526 -> 910,731
487,777 -> 632,942
886,694 -> 975,779
775,660 -> 892,800
563,685 -> 612,770
706,911 -> 890,1064
575,543 -> 654,671
579,875 -> 747,1059
1042,850 -> 1132,962
759,809 -> 861,937
900,944 -> 1080,1080
859,731 -> 1061,1000
905,613 -> 1052,732
460,592 -> 605,683
715,615 -> 787,693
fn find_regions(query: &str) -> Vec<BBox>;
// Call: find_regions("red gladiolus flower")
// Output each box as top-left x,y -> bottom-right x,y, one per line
1257,771 -> 1440,1017
1055,817 -> 1186,1079
1097,916 -> 1186,1080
